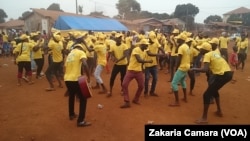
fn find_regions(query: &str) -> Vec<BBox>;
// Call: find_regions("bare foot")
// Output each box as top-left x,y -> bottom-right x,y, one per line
195,118 -> 208,124
168,102 -> 180,107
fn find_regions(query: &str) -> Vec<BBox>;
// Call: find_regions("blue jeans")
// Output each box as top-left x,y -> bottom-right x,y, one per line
144,65 -> 158,94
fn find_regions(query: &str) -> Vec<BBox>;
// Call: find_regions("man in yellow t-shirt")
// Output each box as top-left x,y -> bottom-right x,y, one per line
84,34 -> 108,94
2,31 -> 10,57
169,28 -> 179,82
219,32 -> 229,62
144,31 -> 165,97
237,33 -> 248,71
169,33 -> 190,107
190,41 -> 233,124
64,43 -> 91,127
120,39 -> 153,108
31,33 -> 45,79
107,33 -> 129,97
45,32 -> 64,91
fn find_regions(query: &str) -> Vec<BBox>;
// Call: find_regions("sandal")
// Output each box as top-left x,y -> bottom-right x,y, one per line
194,119 -> 208,124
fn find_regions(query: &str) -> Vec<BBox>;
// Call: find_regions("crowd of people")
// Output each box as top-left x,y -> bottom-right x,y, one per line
0,27 -> 248,126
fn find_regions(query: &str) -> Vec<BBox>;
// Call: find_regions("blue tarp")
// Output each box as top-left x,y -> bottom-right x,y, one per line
54,16 -> 128,32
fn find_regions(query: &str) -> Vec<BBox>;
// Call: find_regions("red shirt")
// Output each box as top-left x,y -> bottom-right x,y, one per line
229,52 -> 238,65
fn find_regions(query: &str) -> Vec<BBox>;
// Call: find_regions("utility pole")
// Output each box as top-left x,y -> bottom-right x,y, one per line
76,0 -> 78,14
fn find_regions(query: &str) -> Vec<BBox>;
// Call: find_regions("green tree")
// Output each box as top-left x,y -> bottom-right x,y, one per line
89,11 -> 106,17
47,3 -> 63,11
19,11 -> 32,20
0,9 -> 8,23
116,0 -> 141,20
204,15 -> 222,24
138,11 -> 169,20
173,3 -> 199,30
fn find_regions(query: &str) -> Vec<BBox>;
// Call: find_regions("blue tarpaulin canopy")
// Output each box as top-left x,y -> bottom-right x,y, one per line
54,15 -> 128,32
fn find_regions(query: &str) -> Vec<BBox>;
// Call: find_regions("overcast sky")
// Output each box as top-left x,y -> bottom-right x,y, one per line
1,0 -> 250,23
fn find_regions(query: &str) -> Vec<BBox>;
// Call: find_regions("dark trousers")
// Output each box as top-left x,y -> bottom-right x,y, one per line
34,56 -> 44,77
203,71 -> 233,104
144,65 -> 158,94
220,48 -> 228,62
65,81 -> 87,123
187,70 -> 195,91
17,61 -> 32,78
169,56 -> 177,81
45,62 -> 62,81
109,64 -> 127,88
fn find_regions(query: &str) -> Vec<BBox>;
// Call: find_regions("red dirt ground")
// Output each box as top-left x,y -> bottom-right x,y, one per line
0,42 -> 250,141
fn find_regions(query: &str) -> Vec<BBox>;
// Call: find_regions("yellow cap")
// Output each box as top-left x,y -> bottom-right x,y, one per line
175,33 -> 187,41
208,38 -> 219,45
148,31 -> 156,40
200,42 -> 212,51
138,39 -> 150,45
19,34 -> 29,40
53,34 -> 61,42
185,38 -> 193,43
115,33 -> 123,38
172,29 -> 179,34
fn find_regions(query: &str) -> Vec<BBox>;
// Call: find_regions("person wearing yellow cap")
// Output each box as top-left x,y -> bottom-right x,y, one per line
84,33 -> 108,94
106,33 -> 129,97
219,32 -> 229,62
13,34 -> 34,86
168,28 -> 180,83
144,31 -> 165,97
190,39 -> 233,124
237,33 -> 248,71
120,39 -> 153,108
169,33 -> 190,106
64,43 -> 91,127
45,32 -> 64,91
1,31 -> 10,57
30,32 -> 45,79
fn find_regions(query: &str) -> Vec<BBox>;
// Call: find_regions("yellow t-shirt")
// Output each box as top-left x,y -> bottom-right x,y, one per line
177,43 -> 190,71
125,36 -> 132,49
48,40 -> 63,62
109,43 -> 129,65
3,34 -> 8,42
14,42 -> 33,62
203,51 -> 231,75
64,49 -> 87,81
66,40 -> 74,51
170,35 -> 178,56
127,47 -> 146,71
145,41 -> 161,67
33,39 -> 44,59
94,43 -> 107,66
219,36 -> 229,49
237,39 -> 248,53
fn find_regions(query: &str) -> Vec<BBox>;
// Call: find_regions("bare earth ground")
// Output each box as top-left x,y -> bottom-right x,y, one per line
0,43 -> 250,141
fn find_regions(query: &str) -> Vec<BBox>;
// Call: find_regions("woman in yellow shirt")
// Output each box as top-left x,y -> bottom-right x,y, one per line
13,34 -> 34,86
